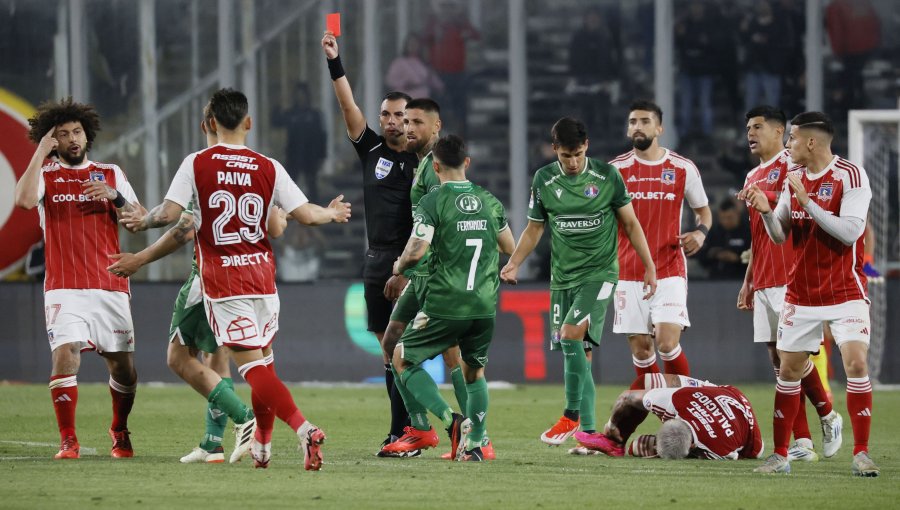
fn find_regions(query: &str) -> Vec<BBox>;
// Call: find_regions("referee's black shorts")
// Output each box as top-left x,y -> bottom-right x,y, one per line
363,246 -> 404,333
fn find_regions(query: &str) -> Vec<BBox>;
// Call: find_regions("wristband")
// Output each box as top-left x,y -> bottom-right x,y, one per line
112,190 -> 127,208
327,56 -> 345,81
695,224 -> 709,236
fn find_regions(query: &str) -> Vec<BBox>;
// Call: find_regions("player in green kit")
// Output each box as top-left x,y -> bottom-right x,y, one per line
500,117 -> 657,449
108,108 -> 287,464
390,135 -> 515,461
379,99 -> 482,458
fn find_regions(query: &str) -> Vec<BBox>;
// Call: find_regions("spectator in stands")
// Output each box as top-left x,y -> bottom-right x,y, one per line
271,82 -> 327,203
567,7 -> 622,137
741,1 -> 792,113
826,0 -> 882,110
425,0 -> 480,136
385,33 -> 444,100
675,1 -> 723,138
699,198 -> 751,280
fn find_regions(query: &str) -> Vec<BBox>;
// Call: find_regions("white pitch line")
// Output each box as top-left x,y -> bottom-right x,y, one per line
0,440 -> 97,455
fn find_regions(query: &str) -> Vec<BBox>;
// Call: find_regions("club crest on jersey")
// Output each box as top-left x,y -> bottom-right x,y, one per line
455,193 -> 483,214
583,184 -> 599,198
766,169 -> 780,184
818,182 -> 833,200
375,157 -> 393,180
89,171 -> 105,182
661,169 -> 676,185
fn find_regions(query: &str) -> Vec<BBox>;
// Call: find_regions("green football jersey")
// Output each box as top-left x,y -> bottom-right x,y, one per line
408,151 -> 441,277
414,180 -> 508,319
527,158 -> 630,290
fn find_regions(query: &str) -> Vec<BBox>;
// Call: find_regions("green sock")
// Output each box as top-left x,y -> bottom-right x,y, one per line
561,339 -> 586,416
580,359 -> 596,432
202,377 -> 253,452
391,365 -> 430,431
450,366 -> 469,417
399,365 -> 454,428
465,377 -> 489,449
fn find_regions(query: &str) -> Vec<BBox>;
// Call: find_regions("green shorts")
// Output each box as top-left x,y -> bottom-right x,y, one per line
549,280 -> 616,351
398,314 -> 495,368
169,271 -> 218,354
389,274 -> 427,324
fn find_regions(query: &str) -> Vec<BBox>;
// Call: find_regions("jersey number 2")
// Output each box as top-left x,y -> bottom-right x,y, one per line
209,190 -> 265,245
465,238 -> 483,291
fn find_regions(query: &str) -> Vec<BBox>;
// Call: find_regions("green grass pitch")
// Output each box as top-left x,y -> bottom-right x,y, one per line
1,383 -> 897,509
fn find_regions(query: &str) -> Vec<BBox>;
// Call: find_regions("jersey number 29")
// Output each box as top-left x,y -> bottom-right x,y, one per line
209,190 -> 264,245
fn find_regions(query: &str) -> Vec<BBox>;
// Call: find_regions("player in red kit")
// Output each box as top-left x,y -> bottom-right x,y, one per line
737,106 -> 838,463
610,100 -> 711,379
122,89 -> 351,471
747,111 -> 878,477
14,98 -> 146,460
573,374 -> 763,461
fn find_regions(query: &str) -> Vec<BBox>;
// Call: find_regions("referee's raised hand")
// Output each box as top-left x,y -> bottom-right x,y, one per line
322,31 -> 339,59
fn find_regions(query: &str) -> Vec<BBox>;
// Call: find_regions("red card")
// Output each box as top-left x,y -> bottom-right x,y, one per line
327,13 -> 341,37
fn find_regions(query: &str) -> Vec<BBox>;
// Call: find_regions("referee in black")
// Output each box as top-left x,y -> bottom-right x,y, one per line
322,31 -> 419,455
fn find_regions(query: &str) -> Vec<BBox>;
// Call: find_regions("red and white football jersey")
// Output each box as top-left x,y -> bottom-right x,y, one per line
669,386 -> 763,460
165,143 -> 307,301
782,156 -> 870,307
611,149 -> 708,281
742,150 -> 794,290
37,160 -> 137,294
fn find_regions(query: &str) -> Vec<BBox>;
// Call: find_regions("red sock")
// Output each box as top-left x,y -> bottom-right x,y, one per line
659,345 -> 690,376
846,376 -> 873,455
109,377 -> 137,432
773,378 -> 802,457
49,375 -> 78,440
792,393 -> 812,441
241,362 -> 306,432
632,353 -> 660,384
800,361 -> 833,417
252,363 -> 278,444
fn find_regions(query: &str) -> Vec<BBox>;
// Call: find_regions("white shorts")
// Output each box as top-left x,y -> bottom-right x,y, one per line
613,277 -> 690,335
776,300 -> 870,353
204,295 -> 280,349
752,286 -> 786,343
44,289 -> 135,353
642,388 -> 678,420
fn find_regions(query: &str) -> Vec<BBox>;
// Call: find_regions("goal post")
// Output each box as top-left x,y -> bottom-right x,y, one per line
848,108 -> 899,385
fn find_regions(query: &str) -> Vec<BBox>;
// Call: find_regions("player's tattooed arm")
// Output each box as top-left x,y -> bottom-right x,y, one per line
170,212 -> 195,245
289,195 -> 351,225
394,236 -> 430,275
120,199 -> 184,232
108,212 -> 194,278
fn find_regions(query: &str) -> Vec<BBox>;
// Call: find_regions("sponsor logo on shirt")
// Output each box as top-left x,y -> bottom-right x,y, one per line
455,193 -> 483,214
554,188 -> 563,199
629,191 -> 676,201
661,169 -> 676,185
627,175 -> 637,183
554,212 -> 604,233
375,157 -> 393,180
766,169 -> 781,184
583,184 -> 599,198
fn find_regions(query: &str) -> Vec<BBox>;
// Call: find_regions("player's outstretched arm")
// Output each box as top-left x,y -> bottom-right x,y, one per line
322,31 -> 366,139
500,220 -> 544,284
120,199 -> 185,232
107,211 -> 195,277
289,194 -> 351,225
615,203 -> 657,299
15,128 -> 57,210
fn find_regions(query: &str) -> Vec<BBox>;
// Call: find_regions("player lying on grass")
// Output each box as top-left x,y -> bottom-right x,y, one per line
571,374 -> 764,460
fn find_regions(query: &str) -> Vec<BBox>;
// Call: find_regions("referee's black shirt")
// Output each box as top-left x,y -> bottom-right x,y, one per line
351,125 -> 419,249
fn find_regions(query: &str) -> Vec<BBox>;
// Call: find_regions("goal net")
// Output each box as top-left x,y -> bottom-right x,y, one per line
848,109 -> 899,385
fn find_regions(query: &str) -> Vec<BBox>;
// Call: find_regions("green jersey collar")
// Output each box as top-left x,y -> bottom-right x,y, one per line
555,158 -> 589,176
